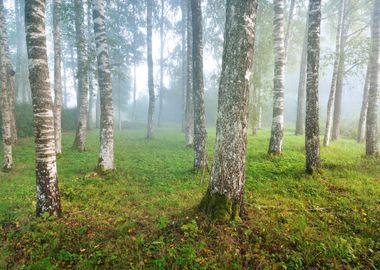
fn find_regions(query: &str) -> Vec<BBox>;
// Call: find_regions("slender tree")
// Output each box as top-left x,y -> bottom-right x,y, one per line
191,0 -> 208,171
366,0 -> 380,156
73,0 -> 89,151
181,0 -> 187,131
0,0 -> 12,171
357,64 -> 370,143
158,0 -> 164,126
305,0 -> 322,174
295,16 -> 308,135
185,0 -> 194,147
93,0 -> 114,170
200,0 -> 258,221
324,0 -> 345,146
25,0 -> 62,216
284,0 -> 295,63
268,0 -> 286,155
147,0 -> 155,139
53,0 -> 62,154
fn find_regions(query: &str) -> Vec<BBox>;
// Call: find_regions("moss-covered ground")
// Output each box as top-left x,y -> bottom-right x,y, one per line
0,128 -> 379,269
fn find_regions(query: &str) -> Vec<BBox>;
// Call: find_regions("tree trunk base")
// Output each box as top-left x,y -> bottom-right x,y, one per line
199,191 -> 241,222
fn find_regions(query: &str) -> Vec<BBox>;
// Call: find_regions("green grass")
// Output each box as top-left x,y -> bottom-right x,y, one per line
0,128 -> 379,269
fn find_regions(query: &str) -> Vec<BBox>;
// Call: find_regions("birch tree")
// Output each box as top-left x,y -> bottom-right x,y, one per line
25,0 -> 62,216
185,0 -> 194,147
93,0 -> 114,170
53,0 -> 62,154
268,0 -> 285,155
357,64 -> 370,143
73,0 -> 89,151
305,0 -> 322,174
366,0 -> 380,156
147,0 -> 155,139
200,0 -> 257,221
191,0 -> 208,171
323,0 -> 345,146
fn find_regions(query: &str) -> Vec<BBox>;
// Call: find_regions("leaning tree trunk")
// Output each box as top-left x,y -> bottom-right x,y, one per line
357,64 -> 370,143
158,0 -> 164,127
93,0 -> 114,170
53,0 -> 62,154
295,16 -> 308,135
0,0 -> 12,171
323,0 -> 345,146
305,0 -> 322,174
268,0 -> 286,155
191,0 -> 208,171
73,0 -> 89,151
199,0 -> 258,221
185,0 -> 194,147
25,0 -> 62,217
366,0 -> 380,156
147,0 -> 155,139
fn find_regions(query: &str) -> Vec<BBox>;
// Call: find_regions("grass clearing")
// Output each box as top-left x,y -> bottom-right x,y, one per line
0,128 -> 379,269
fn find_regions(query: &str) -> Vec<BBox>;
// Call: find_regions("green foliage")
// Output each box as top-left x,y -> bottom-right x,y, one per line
0,129 -> 380,269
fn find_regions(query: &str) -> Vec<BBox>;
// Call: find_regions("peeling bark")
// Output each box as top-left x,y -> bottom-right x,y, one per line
93,0 -> 114,170
366,0 -> 380,156
25,0 -> 62,217
305,0 -> 322,174
73,0 -> 89,151
268,0 -> 286,155
200,0 -> 258,221
191,0 -> 208,171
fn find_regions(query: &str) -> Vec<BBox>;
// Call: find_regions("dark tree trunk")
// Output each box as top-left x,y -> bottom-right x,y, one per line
200,0 -> 258,221
305,0 -> 322,174
191,0 -> 208,171
25,0 -> 62,217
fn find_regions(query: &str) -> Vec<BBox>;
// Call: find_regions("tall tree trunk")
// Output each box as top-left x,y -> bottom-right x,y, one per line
147,0 -> 155,139
158,0 -> 164,127
53,0 -> 62,154
185,0 -> 194,147
357,64 -> 370,143
191,0 -> 208,171
25,0 -> 62,217
87,0 -> 94,130
73,0 -> 89,151
0,0 -> 12,171
268,0 -> 286,155
366,0 -> 380,156
332,1 -> 349,141
62,55 -> 68,108
199,0 -> 257,221
295,17 -> 308,135
323,0 -> 345,146
251,66 -> 261,136
131,3 -> 138,123
284,0 -> 295,63
305,0 -> 322,174
181,0 -> 187,132
93,0 -> 114,170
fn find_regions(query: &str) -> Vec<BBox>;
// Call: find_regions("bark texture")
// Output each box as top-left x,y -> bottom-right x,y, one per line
295,17 -> 308,135
323,0 -> 345,146
147,0 -> 155,139
25,0 -> 62,217
93,0 -> 114,170
0,0 -> 12,171
268,0 -> 286,155
53,0 -> 62,154
357,64 -> 370,143
200,0 -> 258,221
366,0 -> 380,156
191,0 -> 208,171
305,0 -> 322,174
185,0 -> 194,147
73,0 -> 89,151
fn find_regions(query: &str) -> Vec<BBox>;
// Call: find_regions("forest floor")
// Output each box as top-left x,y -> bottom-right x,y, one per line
0,128 -> 379,269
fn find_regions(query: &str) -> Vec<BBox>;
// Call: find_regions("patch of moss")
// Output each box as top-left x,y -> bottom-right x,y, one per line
199,191 -> 241,222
